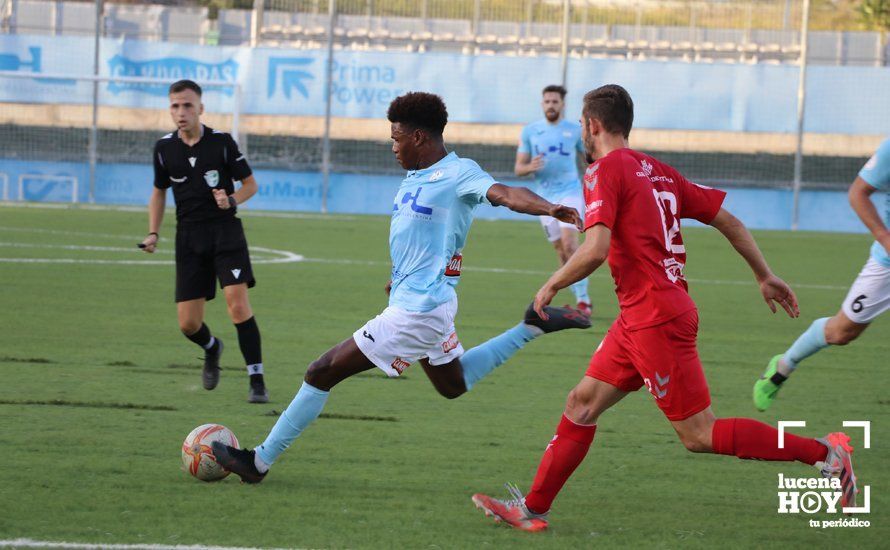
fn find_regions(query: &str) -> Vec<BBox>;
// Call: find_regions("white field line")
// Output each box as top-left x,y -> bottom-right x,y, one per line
0,242 -> 302,265
0,227 -> 849,291
0,201 -> 357,221
0,226 -> 173,243
0,539 -> 293,550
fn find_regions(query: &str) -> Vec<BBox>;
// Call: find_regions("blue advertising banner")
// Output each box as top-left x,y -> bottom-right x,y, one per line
0,157 -> 880,233
0,33 -> 888,134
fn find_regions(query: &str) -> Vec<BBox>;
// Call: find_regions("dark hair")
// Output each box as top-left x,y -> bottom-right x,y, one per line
582,84 -> 633,138
387,92 -> 448,136
169,79 -> 202,96
542,85 -> 567,99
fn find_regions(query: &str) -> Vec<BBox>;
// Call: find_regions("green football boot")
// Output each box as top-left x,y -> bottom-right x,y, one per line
753,354 -> 785,412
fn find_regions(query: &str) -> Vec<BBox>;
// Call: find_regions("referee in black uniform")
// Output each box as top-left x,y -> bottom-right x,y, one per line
140,79 -> 268,403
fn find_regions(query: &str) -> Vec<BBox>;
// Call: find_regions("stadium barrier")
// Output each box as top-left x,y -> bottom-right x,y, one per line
0,5 -> 887,234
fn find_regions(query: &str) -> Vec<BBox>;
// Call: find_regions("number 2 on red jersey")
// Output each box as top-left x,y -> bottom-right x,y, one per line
651,189 -> 685,255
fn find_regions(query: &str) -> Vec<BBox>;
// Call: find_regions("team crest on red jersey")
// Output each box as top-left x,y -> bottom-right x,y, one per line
584,164 -> 599,190
636,159 -> 654,178
391,357 -> 410,374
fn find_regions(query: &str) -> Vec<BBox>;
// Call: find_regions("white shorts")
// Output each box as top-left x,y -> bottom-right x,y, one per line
352,297 -> 465,377
841,257 -> 890,324
540,193 -> 584,242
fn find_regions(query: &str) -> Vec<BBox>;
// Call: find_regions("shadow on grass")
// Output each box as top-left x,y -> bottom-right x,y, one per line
263,409 -> 398,422
0,399 -> 176,411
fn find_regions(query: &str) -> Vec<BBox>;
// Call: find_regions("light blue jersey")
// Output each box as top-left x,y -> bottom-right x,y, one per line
859,137 -> 890,267
518,118 -> 585,202
389,152 -> 495,312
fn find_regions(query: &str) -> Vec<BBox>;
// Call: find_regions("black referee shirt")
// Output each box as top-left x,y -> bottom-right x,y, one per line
153,125 -> 252,224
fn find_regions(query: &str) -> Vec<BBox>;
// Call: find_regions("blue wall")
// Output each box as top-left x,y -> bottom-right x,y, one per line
0,158 -> 882,234
1,33 -> 889,134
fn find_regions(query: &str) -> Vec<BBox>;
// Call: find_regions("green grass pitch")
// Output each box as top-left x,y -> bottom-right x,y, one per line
0,204 -> 887,548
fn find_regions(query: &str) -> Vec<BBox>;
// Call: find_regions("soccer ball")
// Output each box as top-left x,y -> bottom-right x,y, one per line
181,423 -> 239,481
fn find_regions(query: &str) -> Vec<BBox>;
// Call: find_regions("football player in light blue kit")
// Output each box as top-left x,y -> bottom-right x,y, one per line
516,85 -> 592,316
754,137 -> 890,410
212,92 -> 591,483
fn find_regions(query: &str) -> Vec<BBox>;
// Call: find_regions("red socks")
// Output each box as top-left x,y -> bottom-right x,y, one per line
524,415 -> 597,514
522,416 -> 826,515
711,418 -> 827,465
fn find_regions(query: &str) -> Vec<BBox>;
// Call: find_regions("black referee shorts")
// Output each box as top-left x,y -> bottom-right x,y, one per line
174,218 -> 256,303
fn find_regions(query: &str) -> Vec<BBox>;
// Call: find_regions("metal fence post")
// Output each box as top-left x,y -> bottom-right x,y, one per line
232,83 -> 242,151
791,0 -> 811,231
87,0 -> 103,204
321,0 -> 336,214
250,0 -> 264,47
559,0 -> 569,87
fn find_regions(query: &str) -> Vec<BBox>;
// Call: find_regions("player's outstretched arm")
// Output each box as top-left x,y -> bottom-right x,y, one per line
534,224 -> 610,318
486,183 -> 581,228
849,176 -> 890,254
141,187 -> 166,253
709,208 -> 799,318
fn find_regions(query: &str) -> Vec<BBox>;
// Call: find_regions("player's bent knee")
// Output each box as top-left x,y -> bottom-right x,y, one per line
825,329 -> 858,346
179,320 -> 202,335
678,432 -> 711,453
565,388 -> 599,424
304,356 -> 334,389
227,303 -> 252,323
436,385 -> 464,400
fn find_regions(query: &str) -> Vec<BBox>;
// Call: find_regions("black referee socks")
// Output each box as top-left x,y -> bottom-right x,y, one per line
235,316 -> 263,381
184,323 -> 215,350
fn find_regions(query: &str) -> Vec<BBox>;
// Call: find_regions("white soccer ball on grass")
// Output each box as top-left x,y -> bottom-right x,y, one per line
181,423 -> 239,481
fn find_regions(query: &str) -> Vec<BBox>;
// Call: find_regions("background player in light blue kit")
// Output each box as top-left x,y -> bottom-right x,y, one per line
516,85 -> 592,316
754,137 -> 890,410
212,92 -> 591,483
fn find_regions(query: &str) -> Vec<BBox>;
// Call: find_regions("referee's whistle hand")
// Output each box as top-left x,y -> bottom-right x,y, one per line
140,235 -> 158,253
213,189 -> 231,209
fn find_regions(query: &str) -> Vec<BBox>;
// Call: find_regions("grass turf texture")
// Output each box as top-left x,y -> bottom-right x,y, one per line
0,204 -> 887,549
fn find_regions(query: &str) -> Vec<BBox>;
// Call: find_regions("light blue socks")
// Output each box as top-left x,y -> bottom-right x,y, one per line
571,278 -> 590,305
254,322 -> 545,469
780,317 -> 830,375
255,381 -> 329,467
460,322 -> 541,390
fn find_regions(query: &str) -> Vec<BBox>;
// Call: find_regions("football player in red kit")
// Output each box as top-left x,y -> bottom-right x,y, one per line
471,84 -> 858,531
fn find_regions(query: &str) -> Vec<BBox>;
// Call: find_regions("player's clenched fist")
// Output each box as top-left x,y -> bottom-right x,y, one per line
213,189 -> 232,210
549,203 -> 583,231
140,233 -> 158,253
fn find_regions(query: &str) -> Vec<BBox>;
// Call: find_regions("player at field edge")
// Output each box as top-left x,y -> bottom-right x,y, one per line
754,136 -> 890,411
211,91 -> 591,482
140,79 -> 269,403
516,85 -> 593,316
471,84 -> 858,532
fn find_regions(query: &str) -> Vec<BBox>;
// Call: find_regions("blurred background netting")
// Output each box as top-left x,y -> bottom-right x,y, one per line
0,0 -> 887,209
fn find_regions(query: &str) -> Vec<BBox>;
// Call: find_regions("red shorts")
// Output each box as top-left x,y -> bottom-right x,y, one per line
586,309 -> 711,421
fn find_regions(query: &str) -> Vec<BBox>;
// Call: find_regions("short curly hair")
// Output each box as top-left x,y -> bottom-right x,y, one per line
387,92 -> 448,136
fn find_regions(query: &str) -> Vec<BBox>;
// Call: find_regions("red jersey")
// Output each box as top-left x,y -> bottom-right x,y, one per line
583,148 -> 726,330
